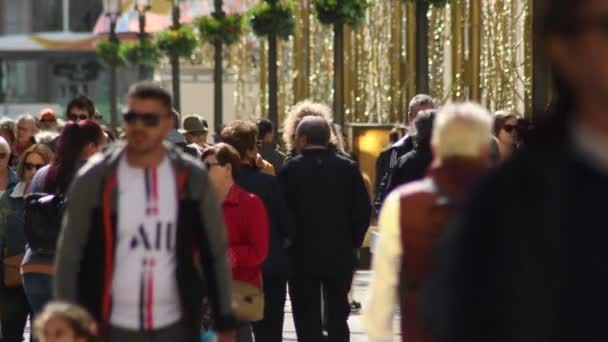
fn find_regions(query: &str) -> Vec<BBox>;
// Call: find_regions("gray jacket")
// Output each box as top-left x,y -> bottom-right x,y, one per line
54,142 -> 235,337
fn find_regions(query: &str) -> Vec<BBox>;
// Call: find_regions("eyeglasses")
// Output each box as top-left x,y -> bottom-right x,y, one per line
205,162 -> 220,169
24,162 -> 45,171
503,124 -> 518,134
123,111 -> 165,127
0,153 -> 8,160
68,113 -> 89,121
40,118 -> 56,123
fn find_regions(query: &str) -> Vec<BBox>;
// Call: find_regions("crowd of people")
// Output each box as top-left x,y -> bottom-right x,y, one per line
0,1 -> 607,341
0,84 -> 373,342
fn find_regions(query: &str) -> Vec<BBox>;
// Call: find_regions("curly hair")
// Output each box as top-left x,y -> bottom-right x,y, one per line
282,100 -> 337,151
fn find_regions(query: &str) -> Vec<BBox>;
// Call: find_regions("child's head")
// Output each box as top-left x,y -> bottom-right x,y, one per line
34,302 -> 98,342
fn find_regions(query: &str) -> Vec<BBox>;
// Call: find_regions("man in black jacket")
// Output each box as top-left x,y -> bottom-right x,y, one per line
386,110 -> 436,194
220,120 -> 294,342
374,94 -> 435,213
279,115 -> 371,342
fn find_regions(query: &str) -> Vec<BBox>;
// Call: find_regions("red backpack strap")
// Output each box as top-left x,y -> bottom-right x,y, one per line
176,169 -> 189,199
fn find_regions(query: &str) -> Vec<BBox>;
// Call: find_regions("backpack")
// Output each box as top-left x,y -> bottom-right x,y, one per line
23,193 -> 67,256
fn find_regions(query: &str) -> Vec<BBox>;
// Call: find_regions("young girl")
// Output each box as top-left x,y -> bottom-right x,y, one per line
34,302 -> 98,342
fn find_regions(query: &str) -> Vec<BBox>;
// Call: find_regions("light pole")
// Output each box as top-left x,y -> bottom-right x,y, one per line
134,0 -> 152,80
267,0 -> 278,133
213,0 -> 224,132
103,0 -> 122,130
170,0 -> 182,113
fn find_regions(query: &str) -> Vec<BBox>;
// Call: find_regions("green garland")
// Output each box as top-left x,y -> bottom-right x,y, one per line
404,0 -> 449,7
248,1 -> 295,41
196,13 -> 244,45
96,39 -> 125,67
312,0 -> 370,28
120,40 -> 162,66
156,25 -> 199,59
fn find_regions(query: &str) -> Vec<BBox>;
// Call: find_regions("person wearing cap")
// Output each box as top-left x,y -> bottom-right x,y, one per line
39,109 -> 59,132
182,115 -> 211,149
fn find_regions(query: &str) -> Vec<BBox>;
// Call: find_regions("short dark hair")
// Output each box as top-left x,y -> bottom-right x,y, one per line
66,95 -> 95,118
201,143 -> 240,179
296,116 -> 330,147
256,119 -> 274,141
220,120 -> 258,159
127,82 -> 173,112
413,109 -> 436,147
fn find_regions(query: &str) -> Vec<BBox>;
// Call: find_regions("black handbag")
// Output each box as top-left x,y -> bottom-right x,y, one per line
23,193 -> 67,256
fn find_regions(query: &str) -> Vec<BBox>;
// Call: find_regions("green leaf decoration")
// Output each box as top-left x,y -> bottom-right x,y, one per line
96,39 -> 126,68
311,0 -> 371,28
120,40 -> 162,66
195,13 -> 244,45
156,25 -> 199,59
248,0 -> 295,41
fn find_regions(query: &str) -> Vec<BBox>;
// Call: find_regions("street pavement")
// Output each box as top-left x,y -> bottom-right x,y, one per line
24,271 -> 401,341
282,271 -> 402,341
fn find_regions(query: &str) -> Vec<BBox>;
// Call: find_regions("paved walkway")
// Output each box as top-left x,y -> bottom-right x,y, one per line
282,271 -> 401,341
23,271 -> 401,341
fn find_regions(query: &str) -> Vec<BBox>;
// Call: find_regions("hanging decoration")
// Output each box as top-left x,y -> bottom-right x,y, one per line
312,0 -> 370,28
231,0 -> 532,125
155,25 -> 198,59
96,39 -> 125,67
195,13 -> 245,45
120,40 -> 162,66
248,1 -> 296,40
403,0 -> 449,7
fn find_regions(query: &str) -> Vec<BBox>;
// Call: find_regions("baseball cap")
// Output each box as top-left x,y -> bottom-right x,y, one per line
39,108 -> 57,121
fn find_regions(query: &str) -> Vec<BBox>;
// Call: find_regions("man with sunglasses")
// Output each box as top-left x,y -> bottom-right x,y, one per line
54,83 -> 236,342
65,95 -> 95,122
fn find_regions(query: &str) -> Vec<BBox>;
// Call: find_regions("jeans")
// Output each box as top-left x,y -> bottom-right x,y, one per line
21,273 -> 52,316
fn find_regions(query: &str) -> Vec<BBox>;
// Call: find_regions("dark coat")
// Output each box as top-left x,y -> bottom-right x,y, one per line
387,145 -> 433,195
236,165 -> 294,275
374,135 -> 414,213
259,143 -> 286,174
421,139 -> 608,342
279,148 -> 371,276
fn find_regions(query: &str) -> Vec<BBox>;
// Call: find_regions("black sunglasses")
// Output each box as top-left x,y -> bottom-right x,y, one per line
40,118 -> 56,123
123,111 -> 166,127
68,113 -> 89,121
0,153 -> 8,160
24,162 -> 45,171
503,124 -> 517,134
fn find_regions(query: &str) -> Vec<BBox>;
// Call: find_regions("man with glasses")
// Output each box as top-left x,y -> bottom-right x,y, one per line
54,83 -> 236,342
65,95 -> 95,122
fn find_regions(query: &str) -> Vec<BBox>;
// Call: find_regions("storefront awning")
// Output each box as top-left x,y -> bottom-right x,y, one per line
93,0 -> 258,36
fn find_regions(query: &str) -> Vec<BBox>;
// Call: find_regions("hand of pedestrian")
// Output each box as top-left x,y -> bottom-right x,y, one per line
216,330 -> 236,342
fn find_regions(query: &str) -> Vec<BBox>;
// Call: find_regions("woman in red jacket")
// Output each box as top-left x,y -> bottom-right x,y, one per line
202,143 -> 269,342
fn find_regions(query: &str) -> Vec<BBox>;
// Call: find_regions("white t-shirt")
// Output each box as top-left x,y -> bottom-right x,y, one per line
110,155 -> 182,330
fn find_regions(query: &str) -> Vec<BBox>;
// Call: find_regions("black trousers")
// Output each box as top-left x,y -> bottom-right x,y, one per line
0,286 -> 31,342
289,273 -> 353,342
253,274 -> 288,342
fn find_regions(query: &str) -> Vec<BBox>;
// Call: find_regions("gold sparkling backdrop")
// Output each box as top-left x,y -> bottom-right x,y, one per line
221,0 -> 533,124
